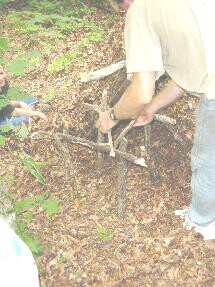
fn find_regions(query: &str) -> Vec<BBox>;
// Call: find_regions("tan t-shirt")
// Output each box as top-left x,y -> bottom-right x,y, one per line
125,0 -> 215,99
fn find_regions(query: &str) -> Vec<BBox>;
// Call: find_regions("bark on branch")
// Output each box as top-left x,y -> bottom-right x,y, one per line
80,60 -> 126,83
31,132 -> 147,167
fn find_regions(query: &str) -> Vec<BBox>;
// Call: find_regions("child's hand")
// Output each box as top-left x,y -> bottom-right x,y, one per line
13,108 -> 47,121
31,111 -> 47,121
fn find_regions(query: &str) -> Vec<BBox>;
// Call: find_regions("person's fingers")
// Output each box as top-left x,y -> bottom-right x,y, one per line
133,121 -> 147,127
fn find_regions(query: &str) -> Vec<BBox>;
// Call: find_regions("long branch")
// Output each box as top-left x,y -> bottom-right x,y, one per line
31,132 -> 147,167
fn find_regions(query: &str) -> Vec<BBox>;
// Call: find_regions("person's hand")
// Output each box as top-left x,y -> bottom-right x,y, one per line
96,110 -> 119,134
31,111 -> 47,121
0,66 -> 7,92
133,105 -> 155,127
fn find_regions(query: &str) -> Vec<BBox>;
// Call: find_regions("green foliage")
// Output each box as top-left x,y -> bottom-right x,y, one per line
15,219 -> 43,256
5,2 -> 103,40
58,254 -> 67,265
7,51 -> 41,76
14,194 -> 60,256
4,1 -> 104,78
48,51 -> 77,74
41,200 -> 60,216
14,193 -> 60,216
0,174 -> 15,184
0,37 -> 10,55
96,225 -> 114,242
0,36 -> 40,145
19,154 -> 46,184
0,134 -> 6,145
0,0 -> 15,8
15,124 -> 29,138
0,124 -> 14,133
27,0 -> 64,14
0,35 -> 41,77
43,89 -> 56,101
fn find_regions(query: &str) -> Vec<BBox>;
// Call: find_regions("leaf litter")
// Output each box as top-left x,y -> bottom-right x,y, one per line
0,1 -> 215,287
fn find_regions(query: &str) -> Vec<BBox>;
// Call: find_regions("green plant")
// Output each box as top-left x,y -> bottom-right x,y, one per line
14,194 -> 60,256
48,50 -> 77,74
96,225 -> 114,242
15,194 -> 60,215
15,220 -> 43,256
43,89 -> 56,101
15,124 -> 29,138
0,174 -> 15,185
58,254 -> 67,265
7,50 -> 41,76
0,36 -> 40,144
0,0 -> 15,8
19,154 -> 47,184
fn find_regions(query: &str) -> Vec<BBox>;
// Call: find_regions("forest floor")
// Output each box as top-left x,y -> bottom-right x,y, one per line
0,1 -> 215,287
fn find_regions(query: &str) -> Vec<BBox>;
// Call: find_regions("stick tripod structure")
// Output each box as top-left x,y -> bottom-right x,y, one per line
32,61 -> 183,217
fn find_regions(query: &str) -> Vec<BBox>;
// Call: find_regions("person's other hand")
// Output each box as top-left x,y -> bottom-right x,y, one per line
96,110 -> 119,134
32,111 -> 47,120
0,66 -> 7,92
133,105 -> 155,127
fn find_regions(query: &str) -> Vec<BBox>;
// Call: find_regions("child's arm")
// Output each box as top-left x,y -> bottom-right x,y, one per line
10,101 -> 30,110
13,108 -> 46,120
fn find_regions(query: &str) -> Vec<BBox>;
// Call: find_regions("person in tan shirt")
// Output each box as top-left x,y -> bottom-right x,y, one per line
96,0 -> 215,238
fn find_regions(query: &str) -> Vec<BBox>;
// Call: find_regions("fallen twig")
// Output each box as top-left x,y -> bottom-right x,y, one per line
114,120 -> 135,149
117,138 -> 128,218
80,60 -> 126,83
31,132 -> 147,167
108,130 -> 115,157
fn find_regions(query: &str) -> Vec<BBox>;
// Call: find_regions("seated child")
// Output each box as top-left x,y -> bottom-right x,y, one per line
0,75 -> 46,126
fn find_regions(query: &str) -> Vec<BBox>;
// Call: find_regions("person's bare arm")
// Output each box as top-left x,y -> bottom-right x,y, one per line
96,72 -> 156,133
114,72 -> 156,119
13,108 -> 46,120
134,80 -> 184,126
10,101 -> 32,110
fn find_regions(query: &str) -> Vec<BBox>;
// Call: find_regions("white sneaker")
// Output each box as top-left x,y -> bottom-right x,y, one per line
174,209 -> 215,240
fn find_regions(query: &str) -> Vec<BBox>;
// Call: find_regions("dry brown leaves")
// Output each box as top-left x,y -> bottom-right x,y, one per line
0,3 -> 215,287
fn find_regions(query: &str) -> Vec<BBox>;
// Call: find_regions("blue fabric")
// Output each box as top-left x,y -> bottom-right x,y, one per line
188,95 -> 215,225
0,97 -> 38,127
19,97 -> 38,106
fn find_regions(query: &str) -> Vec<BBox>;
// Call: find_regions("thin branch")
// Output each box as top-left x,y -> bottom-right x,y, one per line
80,60 -> 126,83
108,130 -> 115,157
154,114 -> 176,125
114,120 -> 135,149
31,132 -> 147,167
117,138 -> 128,218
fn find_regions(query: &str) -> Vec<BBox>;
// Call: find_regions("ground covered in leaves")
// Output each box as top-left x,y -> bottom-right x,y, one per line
0,1 -> 215,286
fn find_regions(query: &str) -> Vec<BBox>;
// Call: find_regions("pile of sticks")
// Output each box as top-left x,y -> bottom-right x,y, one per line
32,61 -> 177,217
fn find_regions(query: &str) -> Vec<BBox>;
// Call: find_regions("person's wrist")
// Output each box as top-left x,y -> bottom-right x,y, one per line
109,108 -> 119,121
145,103 -> 157,115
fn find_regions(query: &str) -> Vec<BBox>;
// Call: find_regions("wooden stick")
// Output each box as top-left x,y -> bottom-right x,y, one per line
117,138 -> 128,218
114,120 -> 135,149
97,90 -> 109,170
80,60 -> 126,83
144,124 -> 159,184
31,132 -> 147,167
108,130 -> 115,157
154,114 -> 176,125
54,128 -> 77,195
